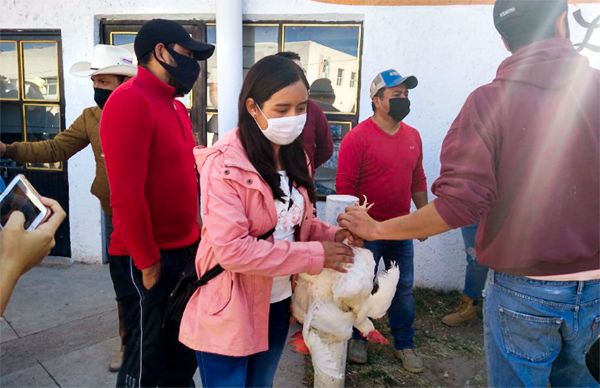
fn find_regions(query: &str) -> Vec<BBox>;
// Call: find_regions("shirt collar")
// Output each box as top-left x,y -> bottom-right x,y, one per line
134,66 -> 176,99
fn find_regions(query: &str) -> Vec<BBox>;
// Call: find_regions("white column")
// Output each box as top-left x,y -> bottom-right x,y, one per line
216,0 -> 243,136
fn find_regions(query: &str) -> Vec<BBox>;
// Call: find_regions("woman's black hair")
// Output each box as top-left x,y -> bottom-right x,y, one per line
237,55 -> 316,204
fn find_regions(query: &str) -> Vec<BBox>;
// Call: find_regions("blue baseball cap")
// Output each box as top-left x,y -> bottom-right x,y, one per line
370,69 -> 418,98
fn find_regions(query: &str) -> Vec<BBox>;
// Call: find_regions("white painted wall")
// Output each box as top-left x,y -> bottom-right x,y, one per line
2,0 -> 598,288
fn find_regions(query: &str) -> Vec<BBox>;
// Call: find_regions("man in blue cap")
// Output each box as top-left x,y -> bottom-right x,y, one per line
336,69 -> 428,372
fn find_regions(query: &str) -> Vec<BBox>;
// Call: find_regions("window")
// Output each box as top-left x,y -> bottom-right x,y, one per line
207,22 -> 362,117
0,32 -> 65,171
349,71 -> 356,87
283,24 -> 361,114
205,23 -> 280,141
206,21 -> 363,197
336,68 -> 344,86
0,30 -> 71,256
322,59 -> 330,78
242,25 -> 279,75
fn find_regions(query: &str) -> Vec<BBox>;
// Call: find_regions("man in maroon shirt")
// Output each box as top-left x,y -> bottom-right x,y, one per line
100,19 -> 214,387
340,1 -> 599,386
336,69 -> 428,372
275,51 -> 333,173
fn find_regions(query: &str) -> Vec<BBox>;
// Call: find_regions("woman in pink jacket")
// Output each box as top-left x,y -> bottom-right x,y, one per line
179,55 -> 359,387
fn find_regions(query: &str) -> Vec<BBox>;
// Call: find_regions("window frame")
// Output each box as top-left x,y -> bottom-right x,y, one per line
336,68 -> 344,86
0,30 -> 66,172
350,71 -> 356,88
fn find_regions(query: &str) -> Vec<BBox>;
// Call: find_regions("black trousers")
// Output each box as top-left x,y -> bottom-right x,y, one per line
109,242 -> 198,388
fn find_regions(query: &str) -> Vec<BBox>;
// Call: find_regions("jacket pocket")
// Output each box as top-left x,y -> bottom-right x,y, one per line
205,270 -> 234,315
498,305 -> 562,362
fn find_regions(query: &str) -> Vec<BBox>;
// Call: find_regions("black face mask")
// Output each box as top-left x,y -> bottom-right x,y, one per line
388,97 -> 410,122
94,87 -> 113,109
156,46 -> 200,96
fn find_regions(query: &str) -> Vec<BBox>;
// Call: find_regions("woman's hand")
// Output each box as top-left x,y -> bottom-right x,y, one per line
320,241 -> 354,273
0,197 -> 66,315
0,197 -> 66,275
334,228 -> 364,248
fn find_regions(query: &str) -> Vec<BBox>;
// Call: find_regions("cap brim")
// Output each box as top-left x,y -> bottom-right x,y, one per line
397,75 -> 418,89
180,39 -> 215,60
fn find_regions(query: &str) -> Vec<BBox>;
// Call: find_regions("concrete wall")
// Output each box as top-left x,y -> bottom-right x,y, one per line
2,0 -> 598,288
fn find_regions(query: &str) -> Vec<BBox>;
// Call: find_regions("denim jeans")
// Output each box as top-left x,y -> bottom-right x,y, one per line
352,239 -> 415,350
196,297 -> 291,387
461,224 -> 489,301
483,271 -> 600,387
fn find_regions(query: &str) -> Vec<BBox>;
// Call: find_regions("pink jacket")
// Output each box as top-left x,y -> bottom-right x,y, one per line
179,130 -> 338,356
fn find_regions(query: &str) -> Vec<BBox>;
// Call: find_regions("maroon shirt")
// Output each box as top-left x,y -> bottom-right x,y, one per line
302,100 -> 333,172
432,38 -> 599,276
336,118 -> 427,221
100,67 -> 200,269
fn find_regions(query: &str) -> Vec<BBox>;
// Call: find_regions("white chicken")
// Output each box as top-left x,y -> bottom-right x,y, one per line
290,245 -> 400,388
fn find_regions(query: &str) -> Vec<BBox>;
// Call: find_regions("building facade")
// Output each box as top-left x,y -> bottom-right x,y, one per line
1,0 -> 598,289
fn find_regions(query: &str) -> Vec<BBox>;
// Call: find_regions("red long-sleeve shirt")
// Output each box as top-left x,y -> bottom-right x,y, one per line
336,118 -> 427,221
100,66 -> 200,269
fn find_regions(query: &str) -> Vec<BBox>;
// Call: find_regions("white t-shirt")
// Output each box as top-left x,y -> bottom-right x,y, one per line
270,171 -> 305,303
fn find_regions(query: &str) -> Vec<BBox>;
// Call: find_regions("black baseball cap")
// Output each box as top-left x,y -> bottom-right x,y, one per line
134,19 -> 215,61
493,0 -> 567,38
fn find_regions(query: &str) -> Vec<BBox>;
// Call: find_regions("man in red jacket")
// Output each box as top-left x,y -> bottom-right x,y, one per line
336,69 -> 428,372
339,1 -> 599,386
100,19 -> 214,387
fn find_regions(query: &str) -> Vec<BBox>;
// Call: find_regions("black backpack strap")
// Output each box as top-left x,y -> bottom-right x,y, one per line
197,264 -> 225,286
257,227 -> 276,241
194,227 -> 276,287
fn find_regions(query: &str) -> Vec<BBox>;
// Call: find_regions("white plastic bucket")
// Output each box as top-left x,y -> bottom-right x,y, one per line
325,194 -> 359,226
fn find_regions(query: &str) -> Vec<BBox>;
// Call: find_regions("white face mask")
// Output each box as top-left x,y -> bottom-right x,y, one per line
254,105 -> 307,145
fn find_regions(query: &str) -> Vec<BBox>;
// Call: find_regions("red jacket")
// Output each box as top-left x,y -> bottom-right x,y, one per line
432,38 -> 599,276
100,67 -> 200,269
336,118 -> 427,221
302,100 -> 333,172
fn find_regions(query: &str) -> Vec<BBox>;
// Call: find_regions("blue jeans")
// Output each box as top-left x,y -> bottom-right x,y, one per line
484,271 -> 600,387
353,239 -> 415,350
461,224 -> 489,301
196,297 -> 291,387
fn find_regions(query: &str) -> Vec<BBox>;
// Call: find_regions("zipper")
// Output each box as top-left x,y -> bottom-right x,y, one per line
172,101 -> 188,140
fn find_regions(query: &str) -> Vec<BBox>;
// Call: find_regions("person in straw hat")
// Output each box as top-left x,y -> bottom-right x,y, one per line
0,43 -> 136,373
